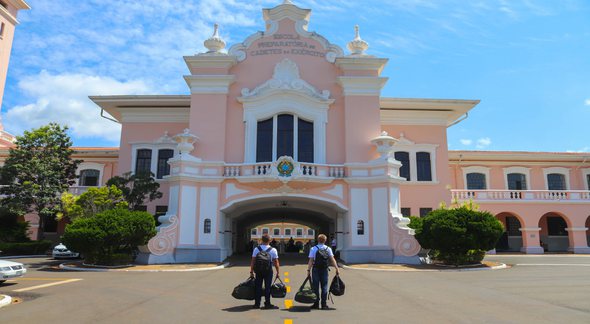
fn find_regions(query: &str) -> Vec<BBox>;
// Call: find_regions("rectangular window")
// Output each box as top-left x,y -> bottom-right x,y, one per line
395,152 -> 410,181
0,22 -> 5,38
401,208 -> 411,217
135,149 -> 152,175
547,173 -> 566,190
417,152 -> 432,181
251,228 -> 257,236
587,174 -> 590,190
277,114 -> 294,158
284,228 -> 292,236
307,229 -> 314,236
256,118 -> 273,162
262,228 -> 269,235
157,149 -> 174,179
296,228 -> 303,237
507,173 -> 527,190
273,228 -> 280,236
466,173 -> 486,190
297,118 -> 314,163
80,169 -> 100,186
420,208 -> 432,217
135,205 -> 148,212
154,206 -> 168,227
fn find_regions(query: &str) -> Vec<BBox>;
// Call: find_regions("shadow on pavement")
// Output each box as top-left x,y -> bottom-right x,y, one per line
222,305 -> 257,312
226,253 -> 310,267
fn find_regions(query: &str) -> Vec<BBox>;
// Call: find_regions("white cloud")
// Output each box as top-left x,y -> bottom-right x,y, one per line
566,147 -> 589,153
460,139 -> 473,146
4,71 -> 152,143
476,137 -> 492,149
585,99 -> 590,106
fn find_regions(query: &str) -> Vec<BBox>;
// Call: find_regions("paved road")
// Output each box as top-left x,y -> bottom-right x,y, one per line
1,255 -> 589,323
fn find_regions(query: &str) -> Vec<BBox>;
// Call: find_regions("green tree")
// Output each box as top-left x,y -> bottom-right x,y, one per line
62,209 -> 157,265
0,206 -> 30,243
59,185 -> 128,220
411,204 -> 504,266
0,123 -> 80,239
106,172 -> 163,210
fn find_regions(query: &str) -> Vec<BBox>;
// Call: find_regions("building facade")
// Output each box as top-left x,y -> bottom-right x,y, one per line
1,2 -> 589,263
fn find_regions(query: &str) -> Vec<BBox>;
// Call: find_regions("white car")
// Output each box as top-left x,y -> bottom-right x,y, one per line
52,243 -> 80,259
0,260 -> 27,284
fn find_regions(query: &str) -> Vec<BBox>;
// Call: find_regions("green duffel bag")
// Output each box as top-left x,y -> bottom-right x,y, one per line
232,277 -> 256,301
294,276 -> 317,304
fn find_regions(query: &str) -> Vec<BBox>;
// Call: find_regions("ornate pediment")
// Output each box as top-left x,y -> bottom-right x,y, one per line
239,59 -> 331,102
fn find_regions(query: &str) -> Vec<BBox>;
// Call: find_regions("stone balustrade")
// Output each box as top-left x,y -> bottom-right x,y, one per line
224,162 -> 346,179
452,190 -> 590,202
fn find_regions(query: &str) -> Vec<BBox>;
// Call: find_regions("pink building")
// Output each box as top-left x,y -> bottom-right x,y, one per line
2,2 -> 589,263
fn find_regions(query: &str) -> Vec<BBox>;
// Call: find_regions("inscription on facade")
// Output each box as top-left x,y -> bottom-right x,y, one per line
250,34 -> 326,58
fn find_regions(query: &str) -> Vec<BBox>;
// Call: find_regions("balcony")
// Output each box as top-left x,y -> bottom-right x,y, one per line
223,162 -> 346,180
452,189 -> 590,203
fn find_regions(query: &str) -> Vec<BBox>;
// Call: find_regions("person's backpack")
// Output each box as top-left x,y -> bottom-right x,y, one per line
254,246 -> 273,274
294,276 -> 318,304
231,277 -> 256,300
313,245 -> 330,269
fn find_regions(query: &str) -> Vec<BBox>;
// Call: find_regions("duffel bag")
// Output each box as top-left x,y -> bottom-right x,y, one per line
271,277 -> 287,298
329,274 -> 345,296
294,276 -> 317,304
231,277 -> 256,300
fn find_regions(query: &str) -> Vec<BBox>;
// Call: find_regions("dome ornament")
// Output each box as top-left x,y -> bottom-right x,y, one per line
203,23 -> 226,55
347,25 -> 369,56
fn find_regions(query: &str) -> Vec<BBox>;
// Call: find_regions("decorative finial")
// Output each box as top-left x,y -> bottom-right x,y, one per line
347,25 -> 369,56
204,23 -> 226,54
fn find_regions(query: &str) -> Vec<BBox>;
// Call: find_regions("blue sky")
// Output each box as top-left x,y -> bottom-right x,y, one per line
2,0 -> 589,152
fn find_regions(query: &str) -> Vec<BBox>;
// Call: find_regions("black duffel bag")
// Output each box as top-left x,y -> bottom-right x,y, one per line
294,276 -> 317,304
232,277 -> 256,300
271,277 -> 287,298
329,274 -> 345,296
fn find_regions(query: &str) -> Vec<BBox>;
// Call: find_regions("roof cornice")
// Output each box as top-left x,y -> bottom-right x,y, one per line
380,97 -> 480,127
89,95 -> 191,122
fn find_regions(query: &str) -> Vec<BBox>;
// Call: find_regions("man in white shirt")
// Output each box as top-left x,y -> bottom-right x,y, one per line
250,234 -> 280,309
307,234 -> 339,310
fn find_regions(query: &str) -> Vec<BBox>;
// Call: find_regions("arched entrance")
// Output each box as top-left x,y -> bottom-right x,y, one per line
495,212 -> 523,252
586,216 -> 590,248
220,195 -> 347,261
539,213 -> 571,252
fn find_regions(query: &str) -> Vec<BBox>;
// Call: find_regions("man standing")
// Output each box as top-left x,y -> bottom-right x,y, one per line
250,234 -> 280,309
331,235 -> 337,254
307,234 -> 339,310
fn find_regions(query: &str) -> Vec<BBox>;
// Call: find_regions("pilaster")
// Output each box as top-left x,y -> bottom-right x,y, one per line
520,227 -> 544,254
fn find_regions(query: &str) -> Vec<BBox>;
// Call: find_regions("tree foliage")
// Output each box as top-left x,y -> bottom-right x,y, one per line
0,206 -> 30,243
0,123 -> 80,239
59,185 -> 128,220
411,204 -> 504,265
106,172 -> 162,210
62,209 -> 157,265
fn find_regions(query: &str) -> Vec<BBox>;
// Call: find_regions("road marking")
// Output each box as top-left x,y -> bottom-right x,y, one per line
12,279 -> 83,292
284,299 -> 293,309
10,277 -> 77,281
516,264 -> 590,266
284,319 -> 293,324
284,272 -> 289,276
286,286 -> 291,293
284,278 -> 290,283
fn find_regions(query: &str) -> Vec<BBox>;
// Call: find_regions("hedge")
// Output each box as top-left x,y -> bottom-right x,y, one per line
0,241 -> 53,256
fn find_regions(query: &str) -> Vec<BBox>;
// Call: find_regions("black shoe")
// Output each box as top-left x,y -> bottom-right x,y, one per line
321,305 -> 330,310
263,303 -> 278,309
253,304 -> 260,309
310,303 -> 319,310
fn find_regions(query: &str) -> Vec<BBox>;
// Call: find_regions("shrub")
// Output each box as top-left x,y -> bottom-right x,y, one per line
62,209 -> 156,266
0,206 -> 30,243
412,206 -> 504,266
0,241 -> 52,256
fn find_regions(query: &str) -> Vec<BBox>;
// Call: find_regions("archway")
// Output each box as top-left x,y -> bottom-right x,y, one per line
538,213 -> 571,252
495,212 -> 523,252
586,216 -> 590,248
220,195 -> 347,262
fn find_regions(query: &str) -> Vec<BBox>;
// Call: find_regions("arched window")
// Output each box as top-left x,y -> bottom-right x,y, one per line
80,169 -> 100,187
466,173 -> 486,190
507,173 -> 527,190
204,219 -> 211,234
506,216 -> 522,236
157,149 -> 174,179
416,152 -> 432,181
135,149 -> 152,175
547,173 -> 566,190
394,152 -> 410,181
357,220 -> 365,235
256,114 -> 314,162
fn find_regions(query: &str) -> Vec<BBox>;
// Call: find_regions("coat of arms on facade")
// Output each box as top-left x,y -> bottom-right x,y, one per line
277,157 -> 295,177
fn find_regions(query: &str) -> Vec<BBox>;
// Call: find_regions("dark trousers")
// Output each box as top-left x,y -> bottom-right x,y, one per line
255,270 -> 273,305
312,267 -> 329,306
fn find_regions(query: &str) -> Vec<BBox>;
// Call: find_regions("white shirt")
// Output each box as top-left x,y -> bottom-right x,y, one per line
252,244 -> 279,260
308,244 -> 334,260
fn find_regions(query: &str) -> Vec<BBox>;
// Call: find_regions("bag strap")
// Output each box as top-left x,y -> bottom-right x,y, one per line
273,276 -> 284,285
266,247 -> 272,253
257,246 -> 263,252
299,275 -> 311,291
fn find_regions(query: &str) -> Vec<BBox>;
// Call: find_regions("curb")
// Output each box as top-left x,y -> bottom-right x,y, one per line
340,263 -> 508,272
59,262 -> 231,272
0,295 -> 12,309
0,255 -> 48,260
